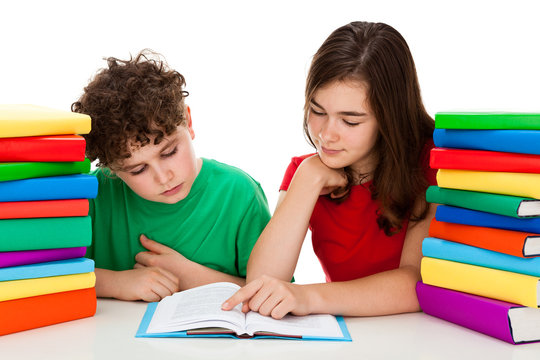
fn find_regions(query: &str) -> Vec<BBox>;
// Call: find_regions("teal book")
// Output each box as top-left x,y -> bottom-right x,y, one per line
0,159 -> 91,182
0,258 -> 95,281
426,186 -> 540,218
0,216 -> 92,251
435,112 -> 540,130
423,237 -> 540,277
0,174 -> 97,202
136,282 -> 351,341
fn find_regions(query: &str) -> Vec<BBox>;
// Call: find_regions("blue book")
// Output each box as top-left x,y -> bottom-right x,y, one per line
422,237 -> 540,277
135,282 -> 351,341
433,128 -> 540,155
436,205 -> 540,233
0,258 -> 95,281
0,174 -> 97,202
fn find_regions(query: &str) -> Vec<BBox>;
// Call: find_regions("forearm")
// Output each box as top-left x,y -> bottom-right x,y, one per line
247,172 -> 324,282
305,266 -> 422,316
173,260 -> 246,290
94,268 -> 119,298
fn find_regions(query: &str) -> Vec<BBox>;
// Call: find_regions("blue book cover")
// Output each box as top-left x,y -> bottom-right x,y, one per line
0,258 -> 95,281
436,205 -> 540,233
0,174 -> 97,202
422,237 -> 540,277
135,301 -> 351,341
433,128 -> 540,155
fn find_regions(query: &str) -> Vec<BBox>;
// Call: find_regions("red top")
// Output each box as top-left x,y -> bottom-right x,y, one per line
280,142 -> 437,282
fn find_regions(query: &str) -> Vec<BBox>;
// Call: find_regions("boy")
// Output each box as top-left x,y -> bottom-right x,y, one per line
72,50 -> 271,302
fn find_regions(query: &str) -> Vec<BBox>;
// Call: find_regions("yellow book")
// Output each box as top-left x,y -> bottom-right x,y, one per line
437,169 -> 540,199
421,257 -> 539,308
0,272 -> 96,301
0,104 -> 91,138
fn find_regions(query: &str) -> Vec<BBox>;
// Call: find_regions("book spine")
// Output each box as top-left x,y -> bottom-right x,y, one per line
426,186 -> 522,218
428,219 -> 529,257
437,169 -> 540,199
0,135 -> 86,162
0,288 -> 97,336
416,282 -> 515,344
434,112 -> 540,130
421,257 -> 539,308
423,237 -> 540,276
433,129 -> 540,155
0,258 -> 95,282
0,199 -> 89,220
0,272 -> 96,301
0,247 -> 87,268
0,174 -> 98,202
0,216 -> 92,251
0,159 -> 91,182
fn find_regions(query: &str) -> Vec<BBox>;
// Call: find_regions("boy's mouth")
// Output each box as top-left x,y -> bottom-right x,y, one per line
162,183 -> 183,196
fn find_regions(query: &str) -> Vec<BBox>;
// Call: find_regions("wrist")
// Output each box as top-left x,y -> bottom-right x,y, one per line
303,283 -> 325,314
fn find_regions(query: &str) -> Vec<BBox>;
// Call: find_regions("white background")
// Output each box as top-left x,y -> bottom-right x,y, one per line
1,0 -> 539,283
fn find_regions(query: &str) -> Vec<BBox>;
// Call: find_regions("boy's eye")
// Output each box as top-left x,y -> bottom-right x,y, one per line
161,146 -> 178,158
130,165 -> 147,175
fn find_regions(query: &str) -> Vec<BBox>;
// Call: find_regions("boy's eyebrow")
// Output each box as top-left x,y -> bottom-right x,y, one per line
310,99 -> 366,117
119,139 -> 178,171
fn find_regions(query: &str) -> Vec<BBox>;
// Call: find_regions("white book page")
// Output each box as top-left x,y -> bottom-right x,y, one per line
146,282 -> 246,334
245,311 -> 343,338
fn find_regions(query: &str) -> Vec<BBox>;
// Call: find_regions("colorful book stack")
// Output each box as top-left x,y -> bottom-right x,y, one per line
416,112 -> 540,345
0,104 -> 98,336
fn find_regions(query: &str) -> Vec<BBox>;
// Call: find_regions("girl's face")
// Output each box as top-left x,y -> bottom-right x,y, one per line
113,115 -> 201,204
307,80 -> 379,175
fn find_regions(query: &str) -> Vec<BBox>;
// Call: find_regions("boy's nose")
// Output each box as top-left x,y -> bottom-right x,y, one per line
154,166 -> 173,185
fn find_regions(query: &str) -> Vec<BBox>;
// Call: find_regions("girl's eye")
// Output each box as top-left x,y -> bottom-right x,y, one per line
310,107 -> 326,116
162,146 -> 178,158
343,119 -> 360,127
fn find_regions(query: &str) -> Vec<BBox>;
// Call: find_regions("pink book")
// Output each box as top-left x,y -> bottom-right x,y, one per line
416,282 -> 540,345
0,247 -> 87,268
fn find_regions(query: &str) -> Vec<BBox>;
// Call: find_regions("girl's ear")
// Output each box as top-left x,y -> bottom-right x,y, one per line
186,105 -> 195,139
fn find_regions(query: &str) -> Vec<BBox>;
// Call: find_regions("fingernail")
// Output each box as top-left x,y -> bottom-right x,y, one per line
221,302 -> 229,310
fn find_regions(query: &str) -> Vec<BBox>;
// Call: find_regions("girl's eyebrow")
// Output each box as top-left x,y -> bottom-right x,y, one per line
311,99 -> 367,117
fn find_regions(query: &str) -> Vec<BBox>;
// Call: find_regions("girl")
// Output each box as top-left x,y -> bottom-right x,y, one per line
223,21 -> 437,318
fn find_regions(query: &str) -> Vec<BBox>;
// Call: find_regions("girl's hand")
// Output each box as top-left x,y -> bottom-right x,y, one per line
221,275 -> 312,319
297,155 -> 348,197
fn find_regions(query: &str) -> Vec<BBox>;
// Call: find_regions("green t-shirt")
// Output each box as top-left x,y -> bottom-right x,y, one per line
88,158 -> 271,277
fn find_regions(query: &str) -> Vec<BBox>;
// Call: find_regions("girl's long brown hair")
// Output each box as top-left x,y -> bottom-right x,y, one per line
304,21 -> 434,235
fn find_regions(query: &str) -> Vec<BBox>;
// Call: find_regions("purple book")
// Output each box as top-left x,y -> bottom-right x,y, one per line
416,281 -> 540,345
0,247 -> 87,268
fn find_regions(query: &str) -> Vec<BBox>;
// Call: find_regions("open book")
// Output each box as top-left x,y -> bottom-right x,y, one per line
136,282 -> 351,341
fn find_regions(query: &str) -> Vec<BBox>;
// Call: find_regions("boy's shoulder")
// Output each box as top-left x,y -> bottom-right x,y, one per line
203,158 -> 260,185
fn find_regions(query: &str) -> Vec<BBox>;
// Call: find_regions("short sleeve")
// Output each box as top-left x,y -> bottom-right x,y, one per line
279,155 -> 313,191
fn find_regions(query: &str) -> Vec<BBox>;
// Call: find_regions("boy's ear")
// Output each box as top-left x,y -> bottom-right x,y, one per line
186,105 -> 195,139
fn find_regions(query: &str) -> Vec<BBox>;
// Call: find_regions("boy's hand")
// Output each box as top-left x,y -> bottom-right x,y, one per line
221,275 -> 311,319
103,267 -> 179,302
135,234 -> 189,275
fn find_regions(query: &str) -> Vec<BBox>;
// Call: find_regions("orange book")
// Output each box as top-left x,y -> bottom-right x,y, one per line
0,287 -> 96,336
0,199 -> 89,219
428,218 -> 540,258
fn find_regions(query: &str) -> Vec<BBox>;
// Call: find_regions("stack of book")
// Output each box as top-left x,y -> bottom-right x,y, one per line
416,112 -> 540,345
0,105 -> 98,335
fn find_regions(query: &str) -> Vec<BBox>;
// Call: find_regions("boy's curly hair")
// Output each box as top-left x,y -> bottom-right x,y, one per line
71,49 -> 189,168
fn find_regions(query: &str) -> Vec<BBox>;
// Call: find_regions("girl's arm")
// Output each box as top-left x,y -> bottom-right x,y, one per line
223,202 -> 436,318
246,155 -> 348,282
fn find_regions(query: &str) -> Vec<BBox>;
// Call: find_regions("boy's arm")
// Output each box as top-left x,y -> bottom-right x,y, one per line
135,235 -> 247,289
94,266 -> 180,302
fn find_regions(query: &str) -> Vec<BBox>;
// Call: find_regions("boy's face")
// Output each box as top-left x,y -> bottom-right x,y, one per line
114,117 -> 200,204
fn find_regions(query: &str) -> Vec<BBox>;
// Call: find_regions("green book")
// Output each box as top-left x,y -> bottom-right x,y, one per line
0,216 -> 92,251
0,158 -> 90,182
435,112 -> 540,130
426,186 -> 540,218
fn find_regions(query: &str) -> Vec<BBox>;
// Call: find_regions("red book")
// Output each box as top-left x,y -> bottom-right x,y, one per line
0,135 -> 86,162
0,199 -> 89,219
430,147 -> 540,173
0,287 -> 96,336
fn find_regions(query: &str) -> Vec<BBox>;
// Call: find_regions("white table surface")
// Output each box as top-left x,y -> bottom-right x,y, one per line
1,298 -> 540,360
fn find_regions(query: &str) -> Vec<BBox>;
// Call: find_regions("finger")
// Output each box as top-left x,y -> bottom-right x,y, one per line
133,262 -> 145,269
155,267 -> 180,290
139,234 -> 171,254
257,293 -> 285,317
135,251 -> 154,266
222,280 -> 264,311
270,299 -> 292,320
